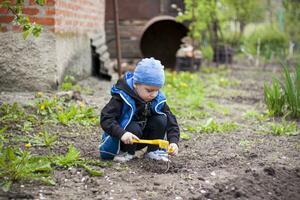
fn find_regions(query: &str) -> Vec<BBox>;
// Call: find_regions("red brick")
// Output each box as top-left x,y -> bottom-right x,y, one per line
23,8 -> 40,15
0,26 -> 8,32
12,25 -> 22,31
30,17 -> 55,26
0,16 -> 14,23
0,8 -> 9,14
29,0 -> 55,6
45,8 -> 55,15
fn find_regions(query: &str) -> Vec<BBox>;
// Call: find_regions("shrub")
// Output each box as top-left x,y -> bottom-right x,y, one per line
243,24 -> 289,60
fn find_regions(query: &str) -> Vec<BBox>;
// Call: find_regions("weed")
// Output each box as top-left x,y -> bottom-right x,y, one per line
0,146 -> 54,192
53,144 -> 105,177
239,139 -> 254,151
180,131 -> 191,140
267,120 -> 298,136
0,103 -> 25,122
264,63 -> 300,118
35,96 -> 99,126
264,78 -> 285,116
184,118 -> 238,134
282,63 -> 300,118
32,131 -> 58,148
243,110 -> 269,122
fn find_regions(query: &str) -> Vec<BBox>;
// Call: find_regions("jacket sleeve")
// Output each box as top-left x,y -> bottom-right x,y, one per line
163,103 -> 180,144
100,95 -> 126,139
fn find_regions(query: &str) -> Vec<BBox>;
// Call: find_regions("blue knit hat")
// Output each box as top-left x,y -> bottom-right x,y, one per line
133,57 -> 165,87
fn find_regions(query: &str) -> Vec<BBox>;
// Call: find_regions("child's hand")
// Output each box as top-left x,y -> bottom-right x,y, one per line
121,132 -> 139,144
168,143 -> 179,156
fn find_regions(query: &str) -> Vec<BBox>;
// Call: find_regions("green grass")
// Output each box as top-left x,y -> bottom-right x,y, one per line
183,118 -> 238,134
283,64 -> 300,118
268,121 -> 298,136
264,63 -> 300,118
264,78 -> 285,116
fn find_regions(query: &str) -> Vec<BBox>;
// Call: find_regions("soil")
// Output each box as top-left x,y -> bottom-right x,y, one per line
0,65 -> 299,200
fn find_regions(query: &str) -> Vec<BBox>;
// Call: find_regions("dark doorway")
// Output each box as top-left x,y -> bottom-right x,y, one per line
140,16 -> 188,69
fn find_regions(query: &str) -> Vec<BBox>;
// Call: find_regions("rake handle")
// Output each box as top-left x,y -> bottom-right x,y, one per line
132,139 -> 158,145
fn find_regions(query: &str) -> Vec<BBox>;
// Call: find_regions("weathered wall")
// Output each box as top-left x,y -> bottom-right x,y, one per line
0,0 -> 105,91
0,32 -> 57,91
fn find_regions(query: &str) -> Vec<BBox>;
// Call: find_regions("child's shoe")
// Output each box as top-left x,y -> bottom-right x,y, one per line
113,152 -> 134,162
144,150 -> 169,162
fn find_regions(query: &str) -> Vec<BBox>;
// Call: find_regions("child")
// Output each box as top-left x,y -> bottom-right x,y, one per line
99,58 -> 180,162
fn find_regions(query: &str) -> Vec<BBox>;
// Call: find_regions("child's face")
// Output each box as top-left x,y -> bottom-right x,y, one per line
134,84 -> 160,102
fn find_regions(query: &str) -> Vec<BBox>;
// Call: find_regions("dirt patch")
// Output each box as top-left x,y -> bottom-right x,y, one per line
1,65 -> 300,200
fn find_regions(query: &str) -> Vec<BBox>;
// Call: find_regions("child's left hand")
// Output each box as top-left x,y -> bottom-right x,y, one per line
168,143 -> 179,156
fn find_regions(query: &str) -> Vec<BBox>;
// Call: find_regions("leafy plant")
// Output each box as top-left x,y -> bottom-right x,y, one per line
0,102 -> 25,122
32,131 -> 58,148
243,24 -> 289,60
35,96 -> 99,126
0,0 -> 46,39
199,118 -> 238,133
53,145 -> 104,177
0,146 -> 54,192
264,78 -> 285,116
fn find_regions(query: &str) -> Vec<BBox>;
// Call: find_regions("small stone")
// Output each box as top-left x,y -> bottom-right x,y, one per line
175,196 -> 183,200
210,171 -> 216,176
20,185 -> 24,188
200,190 -> 206,194
153,181 -> 160,186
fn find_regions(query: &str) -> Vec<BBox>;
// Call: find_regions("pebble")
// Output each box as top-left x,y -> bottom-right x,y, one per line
200,189 -> 207,194
175,196 -> 183,200
153,181 -> 160,186
210,171 -> 216,176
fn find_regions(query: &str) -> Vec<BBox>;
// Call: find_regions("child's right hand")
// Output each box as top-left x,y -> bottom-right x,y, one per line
121,132 -> 139,144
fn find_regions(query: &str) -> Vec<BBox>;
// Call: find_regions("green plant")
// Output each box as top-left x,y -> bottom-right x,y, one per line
0,102 -> 25,122
60,75 -> 82,92
32,131 -> 58,148
0,146 -> 54,192
180,131 -> 192,140
239,139 -> 254,151
35,96 -> 99,126
267,120 -> 298,136
53,145 -> 105,177
243,24 -> 289,60
200,118 -> 238,133
282,64 -> 300,118
243,110 -> 268,122
0,0 -> 46,39
264,78 -> 285,116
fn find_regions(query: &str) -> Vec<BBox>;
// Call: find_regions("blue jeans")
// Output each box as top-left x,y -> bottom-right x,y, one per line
121,114 -> 167,155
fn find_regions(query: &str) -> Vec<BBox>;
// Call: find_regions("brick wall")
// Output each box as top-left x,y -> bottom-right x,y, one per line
0,0 -> 105,91
0,0 -> 104,34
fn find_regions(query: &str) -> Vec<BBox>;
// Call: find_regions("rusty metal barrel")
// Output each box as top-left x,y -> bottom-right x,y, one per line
139,16 -> 188,69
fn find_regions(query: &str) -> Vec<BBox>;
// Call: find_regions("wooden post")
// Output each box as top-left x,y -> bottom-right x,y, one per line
113,0 -> 122,78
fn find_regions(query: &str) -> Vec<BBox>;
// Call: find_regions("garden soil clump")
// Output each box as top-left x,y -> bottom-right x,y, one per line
0,66 -> 300,200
